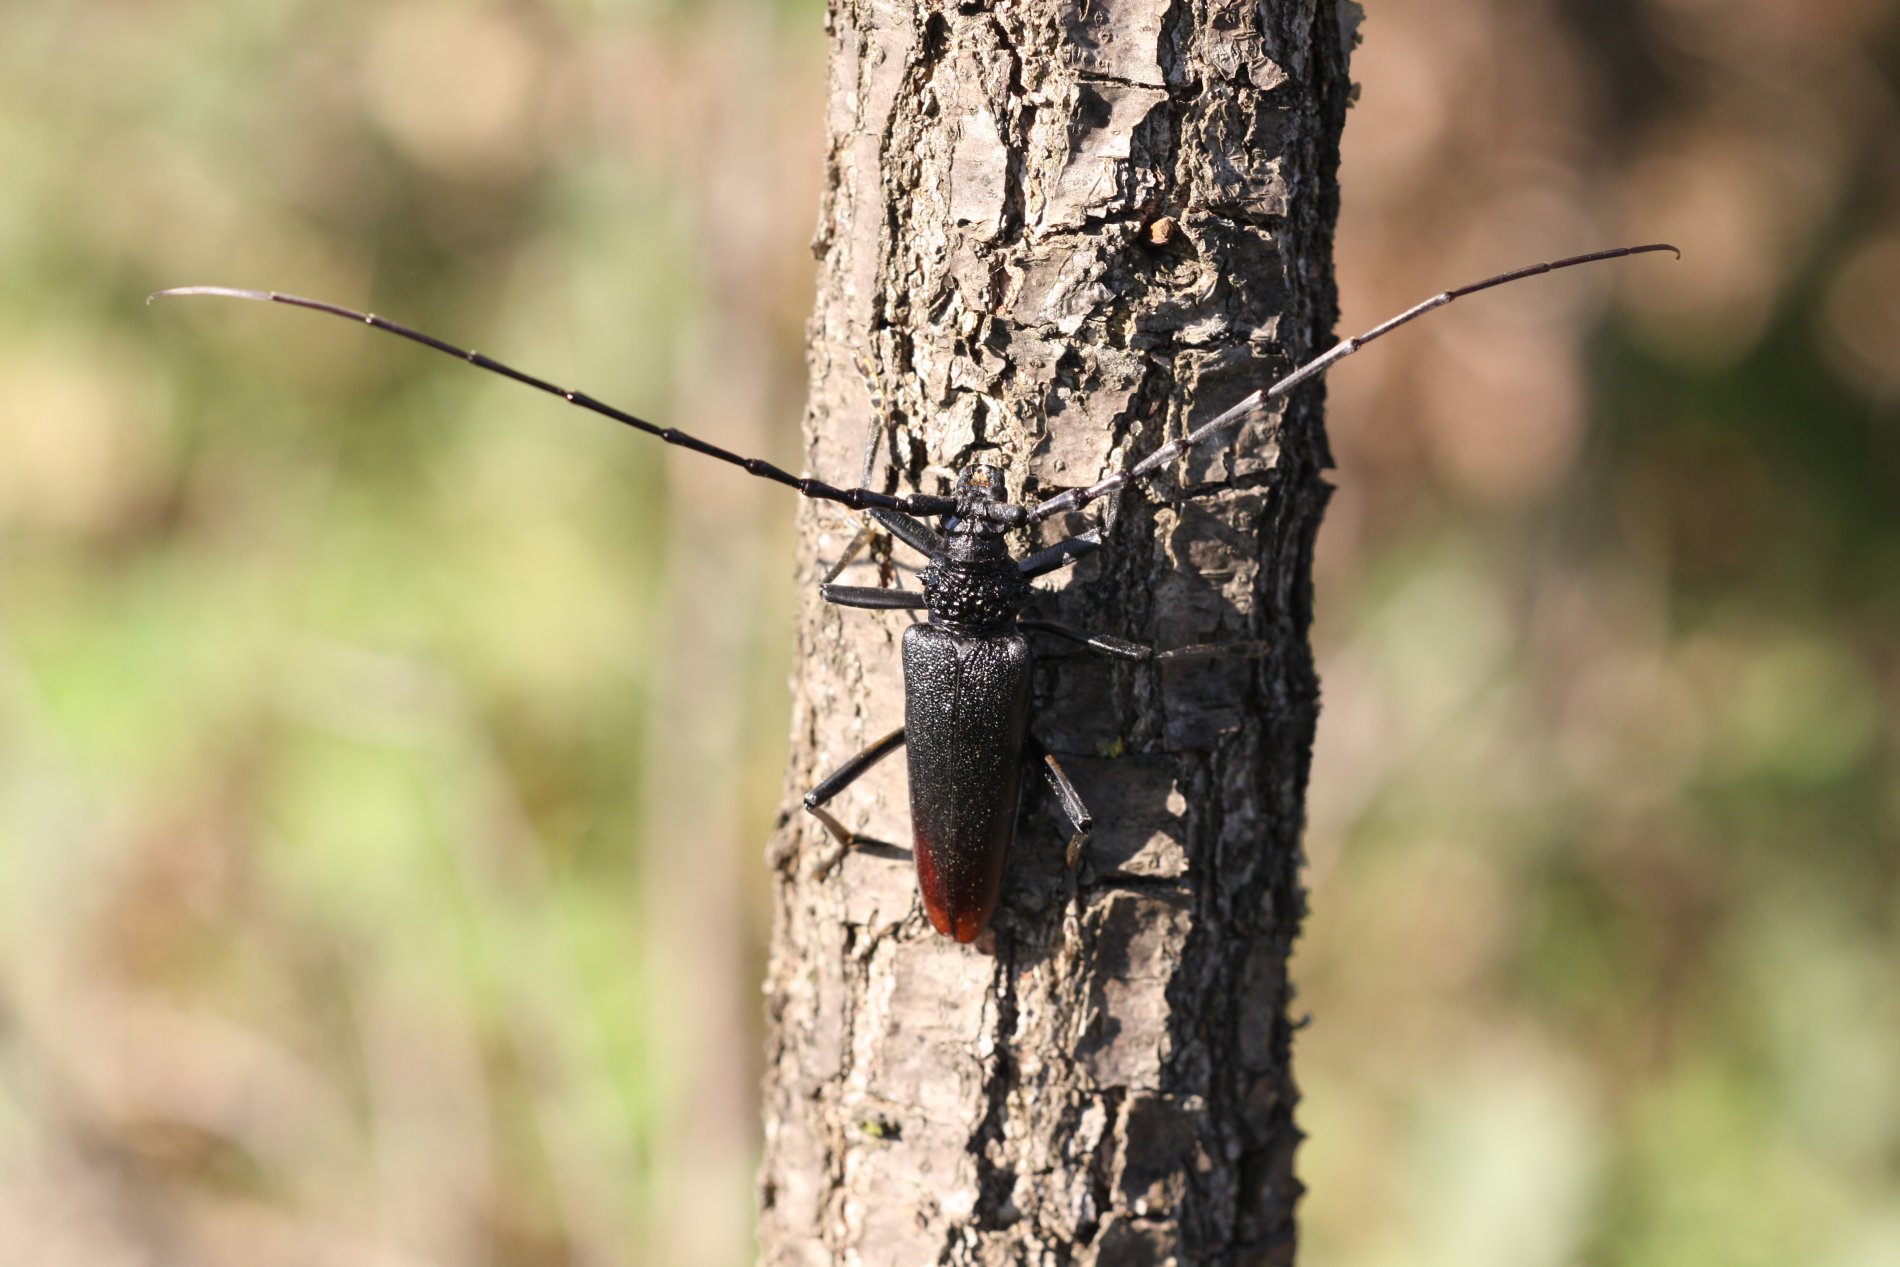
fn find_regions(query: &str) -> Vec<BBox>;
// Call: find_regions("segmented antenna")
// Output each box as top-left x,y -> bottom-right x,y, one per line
147,286 -> 959,520
1026,242 -> 1680,524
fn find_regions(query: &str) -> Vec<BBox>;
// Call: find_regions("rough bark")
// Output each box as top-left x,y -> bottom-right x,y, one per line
762,3 -> 1354,1264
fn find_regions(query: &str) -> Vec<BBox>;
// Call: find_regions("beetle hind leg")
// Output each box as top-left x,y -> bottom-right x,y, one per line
802,725 -> 907,872
1028,738 -> 1093,871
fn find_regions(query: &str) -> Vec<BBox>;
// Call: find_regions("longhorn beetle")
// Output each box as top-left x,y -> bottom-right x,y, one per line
153,241 -> 1677,942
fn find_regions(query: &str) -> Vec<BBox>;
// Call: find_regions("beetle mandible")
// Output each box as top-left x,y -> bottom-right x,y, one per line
153,242 -> 1677,942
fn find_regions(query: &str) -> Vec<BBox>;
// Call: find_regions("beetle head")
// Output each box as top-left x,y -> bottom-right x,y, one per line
954,461 -> 1005,504
948,459 -> 1027,534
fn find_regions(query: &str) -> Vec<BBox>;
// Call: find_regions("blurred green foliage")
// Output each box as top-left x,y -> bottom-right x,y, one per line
0,1 -> 1895,1265
1296,6 -> 1900,1266
1,3 -> 817,1262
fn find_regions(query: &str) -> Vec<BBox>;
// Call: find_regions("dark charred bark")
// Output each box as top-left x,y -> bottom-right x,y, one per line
762,3 -> 1355,1263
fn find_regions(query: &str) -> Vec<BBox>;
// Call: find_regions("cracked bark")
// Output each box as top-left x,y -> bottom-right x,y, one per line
762,3 -> 1355,1263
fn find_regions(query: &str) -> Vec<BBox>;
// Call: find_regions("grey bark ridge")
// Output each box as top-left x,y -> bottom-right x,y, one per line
763,2 -> 1354,1264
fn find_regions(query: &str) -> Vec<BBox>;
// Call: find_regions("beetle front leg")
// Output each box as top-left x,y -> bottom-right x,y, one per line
1017,526 -> 1104,579
820,522 -> 879,587
818,367 -> 948,611
819,359 -> 948,591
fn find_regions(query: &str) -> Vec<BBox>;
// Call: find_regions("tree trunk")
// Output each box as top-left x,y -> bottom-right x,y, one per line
762,3 -> 1353,1263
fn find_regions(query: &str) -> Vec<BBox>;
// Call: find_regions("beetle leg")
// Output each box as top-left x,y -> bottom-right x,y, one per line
821,522 -> 879,586
1027,737 -> 1093,871
814,414 -> 883,586
868,507 -> 947,559
1017,526 -> 1104,579
806,725 -> 907,808
1017,618 -> 1147,659
821,373 -> 941,586
822,511 -> 938,584
821,584 -> 929,610
1149,639 -> 1272,663
1018,618 -> 1269,663
803,726 -> 908,871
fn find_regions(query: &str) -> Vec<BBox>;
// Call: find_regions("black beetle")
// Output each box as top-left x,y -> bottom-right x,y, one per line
152,242 -> 1676,941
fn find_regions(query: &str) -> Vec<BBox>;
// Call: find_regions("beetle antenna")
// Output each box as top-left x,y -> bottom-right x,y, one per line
149,286 -> 959,520
1026,242 -> 1680,523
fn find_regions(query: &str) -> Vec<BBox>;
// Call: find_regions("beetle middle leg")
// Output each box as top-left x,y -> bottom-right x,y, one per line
802,725 -> 907,871
821,584 -> 929,611
1017,619 -> 1270,662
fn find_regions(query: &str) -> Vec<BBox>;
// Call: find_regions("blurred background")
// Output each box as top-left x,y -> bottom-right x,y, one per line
0,1 -> 1893,1264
